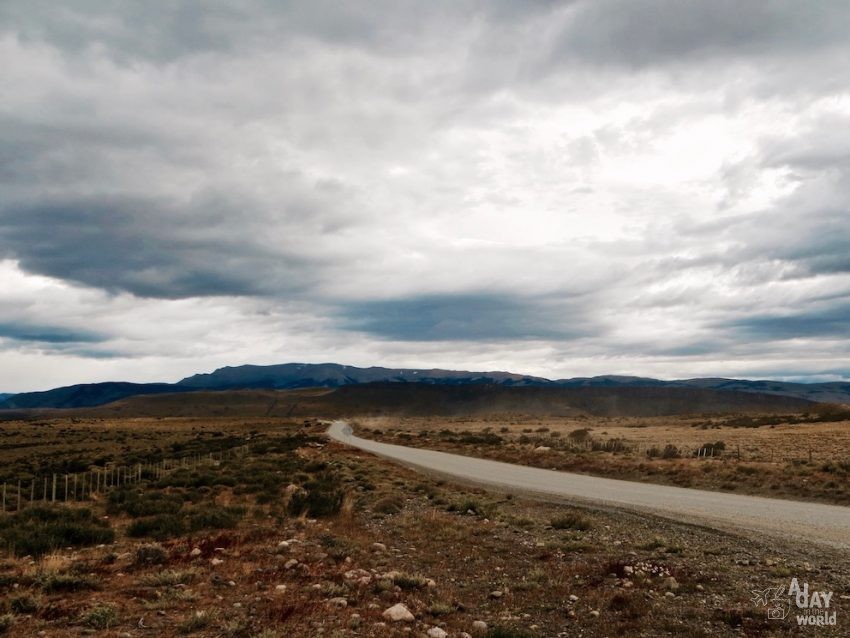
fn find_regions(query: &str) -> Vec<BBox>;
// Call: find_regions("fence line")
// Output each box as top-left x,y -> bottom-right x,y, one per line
0,444 -> 250,514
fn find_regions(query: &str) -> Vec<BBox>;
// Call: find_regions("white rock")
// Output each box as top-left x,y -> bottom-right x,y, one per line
382,603 -> 415,622
471,619 -> 488,634
328,597 -> 348,608
275,584 -> 287,592
568,594 -> 579,602
589,610 -> 600,618
533,446 -> 551,454
189,547 -> 202,557
284,559 -> 299,570
372,542 -> 387,553
489,590 -> 503,599
210,558 -> 224,566
427,628 -> 448,638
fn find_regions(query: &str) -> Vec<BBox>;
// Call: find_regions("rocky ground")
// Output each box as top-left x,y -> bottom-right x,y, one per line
0,421 -> 848,637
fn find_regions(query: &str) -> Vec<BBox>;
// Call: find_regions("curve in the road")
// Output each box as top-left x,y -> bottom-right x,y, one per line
327,421 -> 850,548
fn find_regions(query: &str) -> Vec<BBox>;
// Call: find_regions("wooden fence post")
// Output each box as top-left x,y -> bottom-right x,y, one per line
52,474 -> 57,502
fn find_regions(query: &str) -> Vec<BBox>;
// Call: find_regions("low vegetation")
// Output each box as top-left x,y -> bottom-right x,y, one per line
0,414 -> 847,636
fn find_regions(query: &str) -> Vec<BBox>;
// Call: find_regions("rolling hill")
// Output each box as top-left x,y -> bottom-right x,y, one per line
1,362 -> 848,410
46,382 -> 818,420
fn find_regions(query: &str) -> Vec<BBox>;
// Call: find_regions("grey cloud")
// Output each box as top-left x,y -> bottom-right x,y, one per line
338,294 -> 596,342
0,321 -> 105,344
721,302 -> 850,341
544,0 -> 850,69
0,195 -> 324,299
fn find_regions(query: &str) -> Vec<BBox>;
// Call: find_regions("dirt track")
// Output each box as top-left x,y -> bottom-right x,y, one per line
328,421 -> 850,548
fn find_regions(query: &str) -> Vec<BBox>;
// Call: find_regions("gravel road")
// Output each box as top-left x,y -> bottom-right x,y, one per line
327,421 -> 850,548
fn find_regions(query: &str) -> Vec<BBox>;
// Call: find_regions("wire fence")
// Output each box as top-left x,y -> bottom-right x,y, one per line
0,444 -> 250,514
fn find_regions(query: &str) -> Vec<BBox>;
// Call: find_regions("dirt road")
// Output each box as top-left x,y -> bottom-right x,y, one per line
327,421 -> 850,548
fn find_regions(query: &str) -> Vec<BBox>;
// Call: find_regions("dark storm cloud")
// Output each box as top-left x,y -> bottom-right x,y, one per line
0,196 -> 320,299
545,0 -> 850,68
339,294 -> 594,342
722,302 -> 850,341
0,321 -> 104,344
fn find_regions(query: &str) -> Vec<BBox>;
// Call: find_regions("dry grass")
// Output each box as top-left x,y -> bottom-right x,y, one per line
0,415 -> 847,636
358,414 -> 850,504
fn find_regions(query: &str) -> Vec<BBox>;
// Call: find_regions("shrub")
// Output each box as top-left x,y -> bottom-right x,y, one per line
107,490 -> 183,517
447,498 -> 486,516
568,428 -> 592,442
127,514 -> 185,540
661,444 -> 681,459
81,604 -> 118,629
550,513 -> 592,531
134,544 -> 168,566
0,506 -> 114,557
391,572 -> 429,590
287,478 -> 343,518
9,595 -> 38,614
372,496 -> 404,515
38,573 -> 99,593
179,609 -> 215,634
188,506 -> 242,532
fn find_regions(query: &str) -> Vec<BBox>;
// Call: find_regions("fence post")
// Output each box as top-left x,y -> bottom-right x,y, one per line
30,480 -> 34,505
52,474 -> 56,502
73,474 -> 77,500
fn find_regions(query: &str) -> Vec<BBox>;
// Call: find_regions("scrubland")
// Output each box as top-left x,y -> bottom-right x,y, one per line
0,416 -> 847,636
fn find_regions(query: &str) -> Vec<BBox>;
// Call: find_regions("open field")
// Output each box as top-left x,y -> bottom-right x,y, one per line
354,413 -> 850,505
0,416 -> 848,636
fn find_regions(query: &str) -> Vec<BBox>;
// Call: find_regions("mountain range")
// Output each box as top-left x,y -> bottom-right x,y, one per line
1,362 -> 848,410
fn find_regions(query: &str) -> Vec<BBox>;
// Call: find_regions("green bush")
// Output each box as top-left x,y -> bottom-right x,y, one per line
107,489 -> 183,517
38,573 -> 99,593
127,514 -> 184,540
188,506 -> 242,532
9,595 -> 38,614
551,512 -> 592,531
287,488 -> 343,518
134,543 -> 168,566
0,506 -> 114,557
81,604 -> 118,629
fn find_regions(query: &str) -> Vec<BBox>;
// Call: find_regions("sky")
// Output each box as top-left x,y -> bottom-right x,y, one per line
2,1 -> 850,392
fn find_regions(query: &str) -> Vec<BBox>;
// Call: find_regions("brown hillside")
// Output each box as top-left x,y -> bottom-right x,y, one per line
28,382 -> 819,420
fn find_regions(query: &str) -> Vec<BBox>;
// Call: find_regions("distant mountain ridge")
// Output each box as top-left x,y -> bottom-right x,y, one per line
0,382 -> 194,410
177,363 -> 547,390
1,362 -> 848,410
0,393 -> 13,403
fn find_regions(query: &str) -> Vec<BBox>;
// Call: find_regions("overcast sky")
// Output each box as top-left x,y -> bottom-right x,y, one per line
2,1 -> 850,392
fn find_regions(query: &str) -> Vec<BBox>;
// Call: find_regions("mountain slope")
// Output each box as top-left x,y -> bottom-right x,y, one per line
64,383 -> 817,419
554,376 -> 850,404
0,382 -> 194,410
3,362 -> 849,411
177,363 -> 547,390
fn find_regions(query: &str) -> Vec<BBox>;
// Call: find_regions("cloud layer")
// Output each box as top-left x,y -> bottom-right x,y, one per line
1,1 -> 849,390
